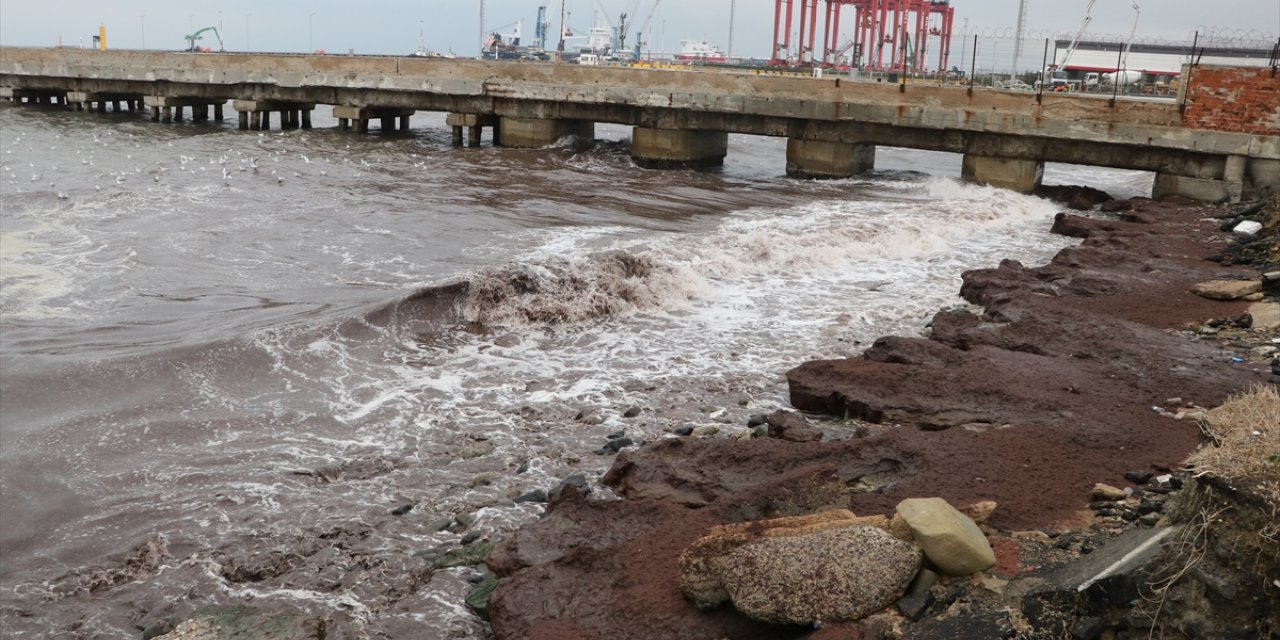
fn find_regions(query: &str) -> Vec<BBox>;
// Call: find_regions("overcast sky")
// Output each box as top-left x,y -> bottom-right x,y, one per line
1,1 -> 1276,58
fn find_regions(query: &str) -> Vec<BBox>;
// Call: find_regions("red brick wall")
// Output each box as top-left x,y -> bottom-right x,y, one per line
1183,65 -> 1280,136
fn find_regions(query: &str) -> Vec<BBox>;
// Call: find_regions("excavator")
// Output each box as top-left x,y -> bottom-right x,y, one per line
184,27 -> 224,53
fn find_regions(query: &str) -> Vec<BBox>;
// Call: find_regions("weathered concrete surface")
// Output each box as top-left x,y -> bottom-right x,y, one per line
786,138 -> 875,178
2,49 -> 1277,198
631,127 -> 729,168
499,116 -> 594,148
962,154 -> 1045,193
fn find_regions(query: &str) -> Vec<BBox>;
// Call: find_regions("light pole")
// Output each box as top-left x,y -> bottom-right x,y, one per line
245,14 -> 251,51
140,15 -> 146,50
309,13 -> 315,52
728,0 -> 736,59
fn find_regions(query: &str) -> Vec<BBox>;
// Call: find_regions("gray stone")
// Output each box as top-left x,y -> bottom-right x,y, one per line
1014,526 -> 1182,606
896,497 -> 996,576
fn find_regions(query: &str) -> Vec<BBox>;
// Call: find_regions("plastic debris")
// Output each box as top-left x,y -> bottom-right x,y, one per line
1232,220 -> 1262,236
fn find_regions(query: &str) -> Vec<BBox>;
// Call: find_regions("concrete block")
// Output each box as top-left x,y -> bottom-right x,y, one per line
1152,173 -> 1236,203
961,155 -> 1044,193
786,138 -> 875,178
499,117 -> 594,148
631,127 -> 728,169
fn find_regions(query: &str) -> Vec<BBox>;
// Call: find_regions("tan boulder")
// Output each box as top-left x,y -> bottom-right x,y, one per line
1092,483 -> 1128,501
719,526 -> 921,625
895,497 -> 996,577
1247,302 -> 1280,331
679,509 -> 922,623
1190,280 -> 1262,301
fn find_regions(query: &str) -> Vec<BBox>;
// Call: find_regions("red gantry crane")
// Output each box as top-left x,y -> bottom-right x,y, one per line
772,0 -> 955,73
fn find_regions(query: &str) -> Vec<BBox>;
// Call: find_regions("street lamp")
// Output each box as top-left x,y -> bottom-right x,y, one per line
309,13 -> 315,53
140,15 -> 146,50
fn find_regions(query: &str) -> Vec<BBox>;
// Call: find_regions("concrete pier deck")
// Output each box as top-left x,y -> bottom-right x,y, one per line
2,48 -> 1276,201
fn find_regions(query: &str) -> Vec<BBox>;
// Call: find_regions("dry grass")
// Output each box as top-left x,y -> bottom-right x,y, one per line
1188,384 -> 1280,510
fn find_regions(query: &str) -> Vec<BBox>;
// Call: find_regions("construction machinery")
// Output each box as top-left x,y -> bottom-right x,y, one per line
1052,0 -> 1142,89
184,26 -> 224,52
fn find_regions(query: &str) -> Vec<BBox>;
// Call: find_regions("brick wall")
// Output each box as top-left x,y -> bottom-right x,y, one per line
1182,65 -> 1280,136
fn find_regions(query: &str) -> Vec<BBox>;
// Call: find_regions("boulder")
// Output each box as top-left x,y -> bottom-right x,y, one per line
766,410 -> 823,442
895,498 -> 996,577
156,606 -> 325,640
680,510 -> 921,625
1247,302 -> 1280,331
723,527 -> 919,625
1090,483 -> 1127,502
1189,280 -> 1262,301
679,510 -> 860,610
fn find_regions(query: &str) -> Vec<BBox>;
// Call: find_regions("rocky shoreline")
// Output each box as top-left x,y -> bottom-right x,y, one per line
151,192 -> 1278,639
472,192 -> 1278,640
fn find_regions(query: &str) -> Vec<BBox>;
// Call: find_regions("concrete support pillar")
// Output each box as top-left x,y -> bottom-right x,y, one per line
238,111 -> 249,130
467,126 -> 483,147
162,106 -> 173,123
1245,158 -> 1280,201
151,107 -> 161,122
960,154 -> 1044,193
630,127 -> 729,169
358,118 -> 369,134
214,103 -> 224,120
302,109 -> 312,129
398,115 -> 410,131
262,111 -> 272,130
498,117 -> 595,148
380,116 -> 393,132
338,118 -> 349,131
111,100 -> 120,112
786,138 -> 876,178
250,111 -> 262,130
96,101 -> 107,114
452,126 -> 464,147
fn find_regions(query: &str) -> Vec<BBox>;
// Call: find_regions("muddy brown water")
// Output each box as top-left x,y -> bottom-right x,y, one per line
0,103 -> 1153,637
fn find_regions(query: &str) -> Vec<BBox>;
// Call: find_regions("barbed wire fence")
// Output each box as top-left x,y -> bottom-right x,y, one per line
850,26 -> 1278,96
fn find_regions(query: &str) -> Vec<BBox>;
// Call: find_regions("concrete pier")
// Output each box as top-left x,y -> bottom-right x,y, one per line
233,100 -> 315,131
145,96 -> 229,123
960,155 -> 1045,193
333,105 -> 413,134
446,113 -> 499,147
67,92 -> 144,113
630,128 -> 729,169
2,49 -> 1276,202
786,138 -> 876,178
498,117 -> 594,148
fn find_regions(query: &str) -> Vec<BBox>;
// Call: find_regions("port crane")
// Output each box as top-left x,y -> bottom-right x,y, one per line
184,26 -> 224,52
590,0 -> 660,59
630,0 -> 661,60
